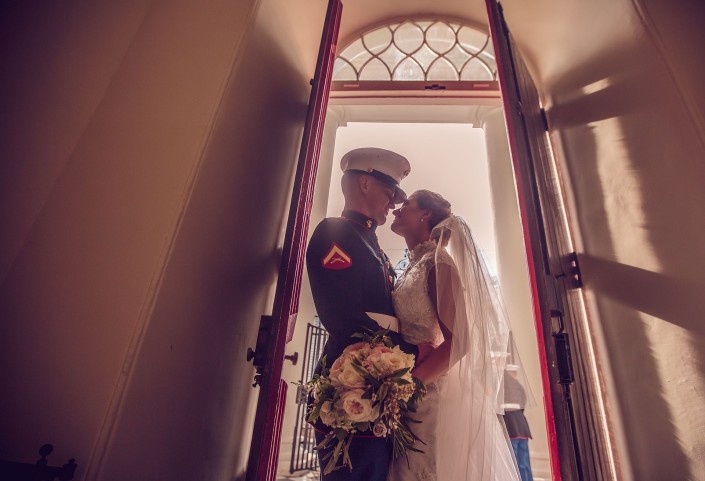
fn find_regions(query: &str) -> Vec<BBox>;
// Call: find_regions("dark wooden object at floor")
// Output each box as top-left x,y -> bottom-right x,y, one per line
0,444 -> 77,481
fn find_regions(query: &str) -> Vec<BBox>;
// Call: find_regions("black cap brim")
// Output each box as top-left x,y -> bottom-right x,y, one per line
393,186 -> 407,204
349,169 -> 407,204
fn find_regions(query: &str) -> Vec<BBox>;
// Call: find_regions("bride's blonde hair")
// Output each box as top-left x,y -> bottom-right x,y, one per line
414,190 -> 452,230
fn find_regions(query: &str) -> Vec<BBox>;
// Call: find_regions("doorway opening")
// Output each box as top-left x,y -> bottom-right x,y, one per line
246,6 -> 617,480
276,109 -> 553,481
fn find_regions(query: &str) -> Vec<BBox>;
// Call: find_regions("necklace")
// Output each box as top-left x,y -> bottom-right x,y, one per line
396,239 -> 437,289
408,239 -> 437,263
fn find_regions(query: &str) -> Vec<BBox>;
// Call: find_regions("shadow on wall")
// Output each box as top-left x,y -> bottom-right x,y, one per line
548,31 -> 705,480
97,21 -> 311,481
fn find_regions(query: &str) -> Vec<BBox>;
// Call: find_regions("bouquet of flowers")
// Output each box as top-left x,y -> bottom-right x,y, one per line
303,330 -> 426,474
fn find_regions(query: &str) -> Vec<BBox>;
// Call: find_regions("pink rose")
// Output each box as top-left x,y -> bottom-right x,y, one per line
339,389 -> 378,423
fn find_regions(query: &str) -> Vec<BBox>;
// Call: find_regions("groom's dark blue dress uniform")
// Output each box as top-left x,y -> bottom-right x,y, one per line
306,209 -> 419,481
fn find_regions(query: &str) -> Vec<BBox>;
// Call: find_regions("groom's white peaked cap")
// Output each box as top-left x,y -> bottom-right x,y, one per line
340,147 -> 411,204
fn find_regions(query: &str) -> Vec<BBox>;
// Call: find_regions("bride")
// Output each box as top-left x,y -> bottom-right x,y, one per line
387,190 -> 521,481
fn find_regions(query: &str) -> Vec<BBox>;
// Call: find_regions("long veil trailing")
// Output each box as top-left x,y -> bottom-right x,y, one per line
431,214 -> 521,480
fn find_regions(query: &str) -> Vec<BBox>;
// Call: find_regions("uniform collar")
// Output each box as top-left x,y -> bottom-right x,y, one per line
341,209 -> 377,232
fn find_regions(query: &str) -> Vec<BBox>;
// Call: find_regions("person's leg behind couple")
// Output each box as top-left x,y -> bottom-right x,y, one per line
315,430 -> 391,481
510,438 -> 534,481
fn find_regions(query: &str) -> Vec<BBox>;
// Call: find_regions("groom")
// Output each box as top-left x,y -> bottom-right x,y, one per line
306,147 -> 421,480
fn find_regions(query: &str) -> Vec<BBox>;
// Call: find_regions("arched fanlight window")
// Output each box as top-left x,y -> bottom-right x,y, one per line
333,20 -> 497,82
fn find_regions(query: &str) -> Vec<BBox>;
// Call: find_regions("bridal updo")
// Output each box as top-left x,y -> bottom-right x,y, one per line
414,190 -> 452,230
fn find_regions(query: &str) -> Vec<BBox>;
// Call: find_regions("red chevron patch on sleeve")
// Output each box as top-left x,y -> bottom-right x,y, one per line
322,243 -> 352,270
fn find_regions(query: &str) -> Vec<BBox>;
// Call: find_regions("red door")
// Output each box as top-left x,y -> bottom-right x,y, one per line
245,2 -> 342,481
486,1 -> 614,480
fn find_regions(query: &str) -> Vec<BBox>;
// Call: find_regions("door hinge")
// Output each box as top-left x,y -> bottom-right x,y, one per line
540,107 -> 550,132
550,309 -> 574,385
552,252 -> 583,290
566,252 -> 583,288
246,315 -> 273,387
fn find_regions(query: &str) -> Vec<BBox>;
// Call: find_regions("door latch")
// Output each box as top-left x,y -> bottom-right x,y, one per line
247,315 -> 273,387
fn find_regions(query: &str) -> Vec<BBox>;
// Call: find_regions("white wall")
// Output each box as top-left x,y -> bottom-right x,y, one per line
504,0 -> 705,479
328,122 -> 497,270
0,1 -> 327,480
4,1 -> 705,480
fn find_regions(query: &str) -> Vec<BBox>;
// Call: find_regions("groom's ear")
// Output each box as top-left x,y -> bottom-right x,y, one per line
358,174 -> 372,194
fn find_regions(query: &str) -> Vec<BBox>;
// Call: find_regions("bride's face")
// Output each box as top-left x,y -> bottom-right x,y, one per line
391,194 -> 428,237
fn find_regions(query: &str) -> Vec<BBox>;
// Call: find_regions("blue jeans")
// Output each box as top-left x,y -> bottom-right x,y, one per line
511,438 -> 534,481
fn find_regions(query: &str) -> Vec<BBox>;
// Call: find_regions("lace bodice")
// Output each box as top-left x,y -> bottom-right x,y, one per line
389,240 -> 450,481
393,240 -> 450,347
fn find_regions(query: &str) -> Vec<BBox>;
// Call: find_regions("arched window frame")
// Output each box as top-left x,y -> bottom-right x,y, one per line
332,18 -> 500,96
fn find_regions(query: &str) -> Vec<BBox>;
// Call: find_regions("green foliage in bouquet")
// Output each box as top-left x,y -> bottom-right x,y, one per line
302,329 -> 427,475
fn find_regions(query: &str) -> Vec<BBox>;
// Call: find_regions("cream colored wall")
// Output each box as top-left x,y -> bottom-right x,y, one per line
503,1 -> 705,479
0,1 -> 326,480
4,1 -> 705,480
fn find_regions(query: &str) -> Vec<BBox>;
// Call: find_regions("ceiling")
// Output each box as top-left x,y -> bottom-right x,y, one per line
283,0 -> 704,127
336,0 -> 638,95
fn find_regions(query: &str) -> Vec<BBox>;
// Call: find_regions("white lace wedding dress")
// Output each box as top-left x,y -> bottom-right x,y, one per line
388,240 -> 448,481
386,219 -> 521,481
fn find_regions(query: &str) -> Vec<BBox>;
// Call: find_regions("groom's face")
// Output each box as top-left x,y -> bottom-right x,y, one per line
366,176 -> 396,225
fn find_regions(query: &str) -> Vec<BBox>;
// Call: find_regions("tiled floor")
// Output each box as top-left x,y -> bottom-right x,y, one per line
276,470 -> 319,481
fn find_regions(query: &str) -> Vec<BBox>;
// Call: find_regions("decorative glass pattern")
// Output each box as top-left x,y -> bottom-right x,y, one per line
333,20 -> 497,82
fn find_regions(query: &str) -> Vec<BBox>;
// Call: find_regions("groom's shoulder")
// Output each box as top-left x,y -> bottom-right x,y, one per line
315,216 -> 348,229
307,217 -> 350,255
310,216 -> 352,241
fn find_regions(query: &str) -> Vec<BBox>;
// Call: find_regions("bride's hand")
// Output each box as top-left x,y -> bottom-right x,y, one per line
416,342 -> 434,364
411,360 -> 433,385
412,339 -> 451,385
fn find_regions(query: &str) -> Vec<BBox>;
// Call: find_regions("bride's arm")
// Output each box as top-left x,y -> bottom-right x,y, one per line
411,264 -> 456,384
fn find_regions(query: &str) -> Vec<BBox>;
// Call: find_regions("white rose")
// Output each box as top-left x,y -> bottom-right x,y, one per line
396,346 -> 416,369
319,401 -> 336,426
366,345 -> 393,374
340,389 -> 378,423
333,362 -> 367,389
379,347 -> 414,374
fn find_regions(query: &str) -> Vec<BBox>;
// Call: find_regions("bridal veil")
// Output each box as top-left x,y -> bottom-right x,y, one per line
430,214 -> 522,481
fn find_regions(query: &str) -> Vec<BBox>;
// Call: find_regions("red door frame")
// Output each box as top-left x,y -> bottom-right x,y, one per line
486,0 -> 588,479
485,1 -> 564,478
245,2 -> 342,481
244,1 -> 597,479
